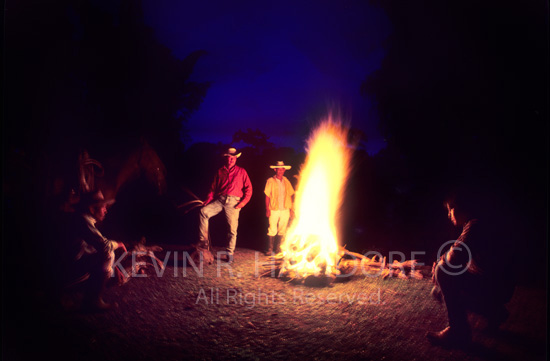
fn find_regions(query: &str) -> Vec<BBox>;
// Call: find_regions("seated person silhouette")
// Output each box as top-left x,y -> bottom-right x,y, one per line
62,190 -> 127,311
428,191 -> 515,347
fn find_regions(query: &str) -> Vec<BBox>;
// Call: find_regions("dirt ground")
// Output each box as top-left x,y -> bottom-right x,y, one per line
4,247 -> 547,361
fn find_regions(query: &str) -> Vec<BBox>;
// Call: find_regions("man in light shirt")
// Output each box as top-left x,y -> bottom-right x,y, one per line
264,161 -> 295,255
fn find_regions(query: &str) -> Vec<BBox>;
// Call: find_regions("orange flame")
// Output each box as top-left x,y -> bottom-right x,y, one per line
280,116 -> 351,279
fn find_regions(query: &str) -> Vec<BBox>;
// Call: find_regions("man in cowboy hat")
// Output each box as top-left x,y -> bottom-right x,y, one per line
198,147 -> 253,263
264,161 -> 295,255
65,190 -> 127,311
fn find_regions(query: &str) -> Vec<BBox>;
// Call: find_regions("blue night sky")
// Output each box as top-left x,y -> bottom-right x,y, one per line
140,0 -> 392,154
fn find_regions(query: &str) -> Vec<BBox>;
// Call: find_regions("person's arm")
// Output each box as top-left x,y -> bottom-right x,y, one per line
265,195 -> 271,217
235,169 -> 253,208
203,170 -> 219,206
285,178 -> 295,216
448,221 -> 482,274
444,226 -> 472,273
112,240 -> 127,253
81,217 -> 114,257
286,178 -> 295,197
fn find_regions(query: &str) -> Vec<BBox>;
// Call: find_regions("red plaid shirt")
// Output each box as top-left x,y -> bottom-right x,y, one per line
205,165 -> 253,207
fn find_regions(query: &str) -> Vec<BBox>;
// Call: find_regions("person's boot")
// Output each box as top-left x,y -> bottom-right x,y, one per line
426,325 -> 471,347
194,239 -> 209,251
486,305 -> 509,333
274,235 -> 283,254
82,271 -> 112,312
430,285 -> 443,303
86,297 -> 112,311
427,298 -> 471,347
265,236 -> 275,256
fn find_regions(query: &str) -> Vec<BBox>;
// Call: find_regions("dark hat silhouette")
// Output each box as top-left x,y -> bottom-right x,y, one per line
78,190 -> 115,209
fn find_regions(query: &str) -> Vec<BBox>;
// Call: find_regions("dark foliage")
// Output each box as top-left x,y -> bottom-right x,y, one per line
3,0 -> 209,296
4,0 -> 209,197
360,0 -> 548,275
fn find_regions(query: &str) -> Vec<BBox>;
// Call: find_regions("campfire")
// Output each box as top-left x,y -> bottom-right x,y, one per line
263,117 -> 426,284
275,117 -> 351,283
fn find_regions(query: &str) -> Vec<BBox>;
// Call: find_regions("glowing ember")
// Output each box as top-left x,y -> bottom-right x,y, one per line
279,116 -> 351,281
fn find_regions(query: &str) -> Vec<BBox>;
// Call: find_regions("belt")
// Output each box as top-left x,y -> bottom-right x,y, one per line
219,194 -> 241,203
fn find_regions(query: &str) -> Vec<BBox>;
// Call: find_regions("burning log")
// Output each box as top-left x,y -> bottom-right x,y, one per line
335,250 -> 426,280
115,237 -> 165,285
410,269 -> 424,280
261,248 -> 427,281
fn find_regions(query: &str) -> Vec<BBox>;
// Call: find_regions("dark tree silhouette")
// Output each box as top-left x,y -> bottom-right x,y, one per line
361,0 -> 548,281
74,1 -> 210,160
3,0 -> 212,287
347,127 -> 368,149
363,0 -> 547,186
4,0 -> 210,181
232,128 -> 275,151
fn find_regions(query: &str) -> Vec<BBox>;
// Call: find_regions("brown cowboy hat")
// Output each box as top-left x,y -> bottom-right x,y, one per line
222,147 -> 241,158
270,161 -> 291,169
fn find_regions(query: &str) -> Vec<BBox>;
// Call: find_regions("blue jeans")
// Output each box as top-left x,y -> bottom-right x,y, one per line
199,195 -> 241,254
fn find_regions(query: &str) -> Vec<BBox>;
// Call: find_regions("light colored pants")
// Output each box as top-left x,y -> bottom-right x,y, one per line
199,195 -> 241,254
267,209 -> 290,236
